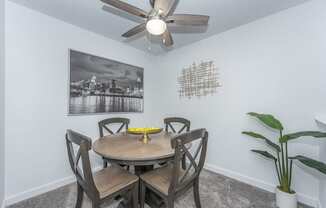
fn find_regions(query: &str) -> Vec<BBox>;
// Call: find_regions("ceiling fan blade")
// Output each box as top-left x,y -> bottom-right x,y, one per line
101,0 -> 148,18
154,0 -> 177,16
122,23 -> 146,37
167,14 -> 209,26
162,30 -> 173,47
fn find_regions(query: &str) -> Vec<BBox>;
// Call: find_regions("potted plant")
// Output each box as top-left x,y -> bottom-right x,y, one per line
242,112 -> 326,208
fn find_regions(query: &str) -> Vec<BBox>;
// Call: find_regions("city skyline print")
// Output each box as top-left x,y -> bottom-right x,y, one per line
69,50 -> 144,115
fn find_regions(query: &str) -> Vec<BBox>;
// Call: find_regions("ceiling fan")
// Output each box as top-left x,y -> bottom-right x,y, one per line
100,0 -> 210,47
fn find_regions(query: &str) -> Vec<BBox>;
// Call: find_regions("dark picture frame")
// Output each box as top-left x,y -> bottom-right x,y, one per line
68,49 -> 144,115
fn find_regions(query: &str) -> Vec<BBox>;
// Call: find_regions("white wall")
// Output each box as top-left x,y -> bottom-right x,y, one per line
319,141 -> 326,208
151,0 -> 326,206
5,1 -> 156,202
0,0 -> 6,206
316,119 -> 326,207
321,182 -> 326,208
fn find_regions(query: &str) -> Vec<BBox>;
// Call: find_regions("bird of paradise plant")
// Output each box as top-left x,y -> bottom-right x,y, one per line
242,112 -> 326,194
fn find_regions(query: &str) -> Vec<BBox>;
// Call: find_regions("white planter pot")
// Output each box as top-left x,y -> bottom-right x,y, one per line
276,187 -> 297,208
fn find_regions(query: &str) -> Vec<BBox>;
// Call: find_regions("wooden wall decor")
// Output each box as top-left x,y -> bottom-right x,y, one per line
178,61 -> 221,99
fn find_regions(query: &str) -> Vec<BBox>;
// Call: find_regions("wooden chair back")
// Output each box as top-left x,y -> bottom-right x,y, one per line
66,130 -> 99,198
164,117 -> 190,134
98,117 -> 130,137
169,128 -> 208,195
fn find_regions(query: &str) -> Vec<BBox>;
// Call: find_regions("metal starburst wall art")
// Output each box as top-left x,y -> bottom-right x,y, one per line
178,61 -> 221,99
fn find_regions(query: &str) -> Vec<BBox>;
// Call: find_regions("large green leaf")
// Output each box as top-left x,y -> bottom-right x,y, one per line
247,112 -> 284,131
290,155 -> 326,175
251,150 -> 277,161
243,131 -> 280,152
264,138 -> 281,152
242,131 -> 266,139
280,131 -> 326,143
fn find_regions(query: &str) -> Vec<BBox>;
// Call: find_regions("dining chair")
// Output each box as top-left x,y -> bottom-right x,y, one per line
98,117 -> 130,168
139,128 -> 208,208
164,117 -> 191,169
164,117 -> 190,134
98,117 -> 130,137
66,129 -> 138,208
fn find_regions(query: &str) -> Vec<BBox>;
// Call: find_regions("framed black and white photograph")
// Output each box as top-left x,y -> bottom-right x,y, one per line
69,50 -> 144,115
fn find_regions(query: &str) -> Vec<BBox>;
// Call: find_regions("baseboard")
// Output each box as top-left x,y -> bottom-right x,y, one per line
5,166 -> 102,206
298,195 -> 320,208
204,163 -> 319,208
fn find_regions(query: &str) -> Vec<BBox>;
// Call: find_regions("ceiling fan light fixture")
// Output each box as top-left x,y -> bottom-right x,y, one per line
146,17 -> 167,35
101,0 -> 210,47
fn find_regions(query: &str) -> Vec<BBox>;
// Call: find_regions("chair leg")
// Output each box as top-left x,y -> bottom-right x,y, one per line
182,154 -> 187,170
193,179 -> 202,208
103,158 -> 108,168
166,198 -> 174,208
140,181 -> 146,208
75,184 -> 84,208
132,182 -> 139,208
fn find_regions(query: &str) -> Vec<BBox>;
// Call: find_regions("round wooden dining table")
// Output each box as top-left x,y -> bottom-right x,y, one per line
93,131 -> 175,208
93,131 -> 175,169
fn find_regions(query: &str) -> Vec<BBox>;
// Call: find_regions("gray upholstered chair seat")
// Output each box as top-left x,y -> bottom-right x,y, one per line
140,165 -> 185,195
94,166 -> 138,199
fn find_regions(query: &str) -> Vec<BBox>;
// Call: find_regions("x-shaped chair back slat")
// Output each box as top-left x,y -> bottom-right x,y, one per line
66,130 -> 99,197
169,129 -> 208,194
164,117 -> 190,134
179,140 -> 202,184
98,118 -> 130,137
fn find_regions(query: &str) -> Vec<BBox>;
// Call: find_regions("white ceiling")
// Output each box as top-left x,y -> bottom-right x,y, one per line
10,0 -> 309,54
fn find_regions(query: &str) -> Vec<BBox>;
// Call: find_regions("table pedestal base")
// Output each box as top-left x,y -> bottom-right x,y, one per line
117,165 -> 164,208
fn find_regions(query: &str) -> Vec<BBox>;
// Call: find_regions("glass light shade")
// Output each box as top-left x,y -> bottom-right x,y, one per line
146,18 -> 167,35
